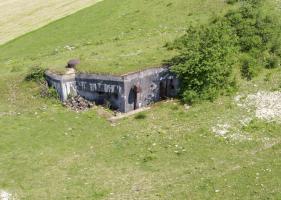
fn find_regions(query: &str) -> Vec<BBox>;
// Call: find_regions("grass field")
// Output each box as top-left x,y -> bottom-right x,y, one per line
0,67 -> 281,199
0,0 -> 281,199
0,0 -> 230,75
0,0 -> 102,45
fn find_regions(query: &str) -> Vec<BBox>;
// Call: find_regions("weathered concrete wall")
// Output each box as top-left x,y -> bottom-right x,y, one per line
122,67 -> 179,112
45,71 -> 76,101
45,67 -> 179,113
75,73 -> 125,111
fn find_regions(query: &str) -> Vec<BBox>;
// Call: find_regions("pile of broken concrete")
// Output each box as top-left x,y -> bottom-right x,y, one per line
63,95 -> 95,111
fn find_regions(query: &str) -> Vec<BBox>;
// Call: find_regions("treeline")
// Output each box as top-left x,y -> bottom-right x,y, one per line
167,0 -> 281,103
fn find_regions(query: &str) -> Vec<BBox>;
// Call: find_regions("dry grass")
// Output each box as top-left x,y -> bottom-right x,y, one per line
0,0 -> 102,45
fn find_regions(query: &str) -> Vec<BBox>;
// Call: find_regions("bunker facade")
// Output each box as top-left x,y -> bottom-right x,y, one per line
45,67 -> 180,113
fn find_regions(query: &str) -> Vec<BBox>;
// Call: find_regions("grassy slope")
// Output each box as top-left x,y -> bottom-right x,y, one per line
0,0 -> 280,199
0,69 -> 281,199
0,0 -> 102,45
0,0 -> 228,75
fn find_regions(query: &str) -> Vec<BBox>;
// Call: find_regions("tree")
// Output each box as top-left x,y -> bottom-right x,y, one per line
167,20 -> 237,103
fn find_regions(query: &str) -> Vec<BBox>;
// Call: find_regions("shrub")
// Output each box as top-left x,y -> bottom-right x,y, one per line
25,66 -> 46,83
167,20 -> 237,103
266,55 -> 280,69
225,0 -> 281,77
240,55 -> 260,80
167,0 -> 280,103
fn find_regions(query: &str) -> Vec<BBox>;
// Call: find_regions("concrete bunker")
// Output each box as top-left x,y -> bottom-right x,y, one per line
45,63 -> 180,113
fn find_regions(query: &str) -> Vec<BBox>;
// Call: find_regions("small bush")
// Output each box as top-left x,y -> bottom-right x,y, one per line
265,55 -> 280,69
25,66 -> 46,82
264,72 -> 272,82
182,90 -> 199,104
241,55 -> 259,80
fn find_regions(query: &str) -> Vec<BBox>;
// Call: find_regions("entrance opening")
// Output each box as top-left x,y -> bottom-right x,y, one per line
160,81 -> 167,99
128,86 -> 138,110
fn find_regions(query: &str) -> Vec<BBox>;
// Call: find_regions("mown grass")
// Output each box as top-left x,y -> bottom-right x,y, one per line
0,0 -> 230,75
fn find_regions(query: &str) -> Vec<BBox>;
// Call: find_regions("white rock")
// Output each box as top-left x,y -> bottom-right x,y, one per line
0,190 -> 12,200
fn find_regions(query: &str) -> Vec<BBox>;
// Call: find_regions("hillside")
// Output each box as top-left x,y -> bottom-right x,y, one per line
0,0 -> 281,199
0,0 -> 102,45
0,0 -> 230,75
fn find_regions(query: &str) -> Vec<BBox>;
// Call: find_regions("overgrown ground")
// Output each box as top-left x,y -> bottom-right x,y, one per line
0,0 -> 102,45
0,0 -> 281,199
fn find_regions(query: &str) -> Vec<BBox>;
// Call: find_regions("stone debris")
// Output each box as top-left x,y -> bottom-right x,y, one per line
235,91 -> 281,122
64,45 -> 75,51
245,91 -> 281,121
212,123 -> 230,137
63,95 -> 95,111
184,104 -> 191,111
0,190 -> 12,200
239,117 -> 253,126
212,123 -> 252,141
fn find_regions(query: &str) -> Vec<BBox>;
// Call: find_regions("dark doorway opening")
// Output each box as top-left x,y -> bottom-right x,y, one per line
128,86 -> 138,110
160,81 -> 168,99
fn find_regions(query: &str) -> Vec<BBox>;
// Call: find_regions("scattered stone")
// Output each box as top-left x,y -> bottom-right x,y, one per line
184,104 -> 191,111
212,123 -> 252,141
239,117 -> 252,126
212,123 -> 230,137
245,91 -> 281,121
64,45 -> 75,51
0,190 -> 12,200
63,95 -> 95,111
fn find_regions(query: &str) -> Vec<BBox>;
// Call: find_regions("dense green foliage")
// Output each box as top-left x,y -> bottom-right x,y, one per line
169,0 -> 281,103
226,0 -> 281,78
167,21 -> 237,103
25,66 -> 46,83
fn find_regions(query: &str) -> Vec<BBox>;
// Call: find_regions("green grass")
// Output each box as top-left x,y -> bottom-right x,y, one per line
0,68 -> 281,199
0,0 -> 230,75
0,0 -> 281,199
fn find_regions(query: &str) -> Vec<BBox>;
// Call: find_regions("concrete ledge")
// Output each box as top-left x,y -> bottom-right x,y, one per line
45,70 -> 75,82
76,73 -> 123,82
